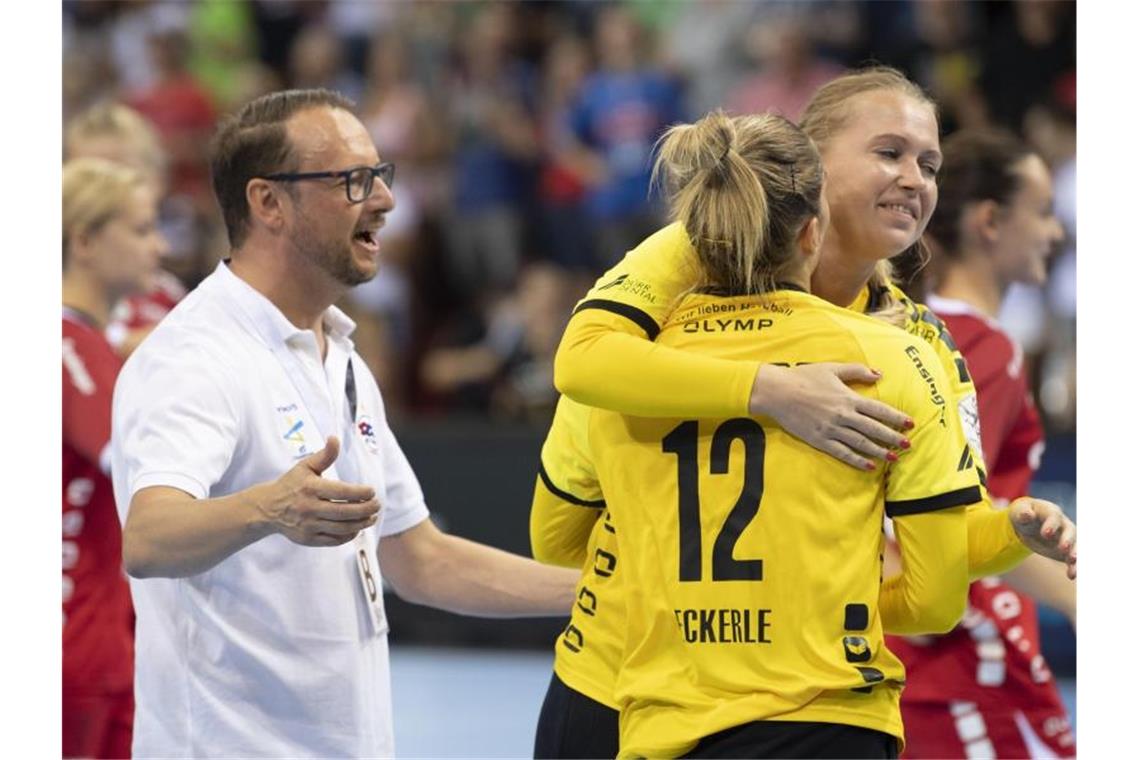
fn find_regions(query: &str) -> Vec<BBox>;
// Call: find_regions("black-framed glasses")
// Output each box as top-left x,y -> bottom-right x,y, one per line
264,162 -> 395,204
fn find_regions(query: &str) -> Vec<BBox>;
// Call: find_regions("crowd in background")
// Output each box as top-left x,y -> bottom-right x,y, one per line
63,0 -> 1076,431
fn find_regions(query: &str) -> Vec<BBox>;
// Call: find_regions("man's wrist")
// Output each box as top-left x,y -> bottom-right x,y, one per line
244,483 -> 282,539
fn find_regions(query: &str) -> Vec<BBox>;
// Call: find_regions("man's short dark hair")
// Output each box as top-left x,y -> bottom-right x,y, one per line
210,89 -> 355,247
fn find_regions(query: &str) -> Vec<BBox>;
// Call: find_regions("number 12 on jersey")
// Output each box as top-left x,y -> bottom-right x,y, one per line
662,419 -> 765,583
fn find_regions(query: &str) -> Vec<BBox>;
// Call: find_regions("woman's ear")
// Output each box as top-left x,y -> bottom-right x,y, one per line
67,228 -> 95,268
966,199 -> 1003,246
797,215 -> 824,257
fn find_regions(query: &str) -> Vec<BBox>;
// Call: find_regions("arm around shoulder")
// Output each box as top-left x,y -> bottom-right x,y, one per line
554,308 -> 755,418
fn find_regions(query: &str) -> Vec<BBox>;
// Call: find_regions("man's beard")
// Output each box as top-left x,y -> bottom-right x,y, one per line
292,215 -> 375,287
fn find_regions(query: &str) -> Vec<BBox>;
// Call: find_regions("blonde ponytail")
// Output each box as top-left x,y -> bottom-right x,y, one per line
652,110 -> 823,296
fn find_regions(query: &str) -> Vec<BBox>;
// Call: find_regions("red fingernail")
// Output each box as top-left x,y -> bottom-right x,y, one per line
903,419 -> 915,430
899,438 -> 911,449
865,461 -> 876,471
886,452 -> 899,462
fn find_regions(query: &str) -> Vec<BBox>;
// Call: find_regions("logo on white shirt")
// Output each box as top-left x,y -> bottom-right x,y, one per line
356,415 -> 380,454
279,410 -> 311,458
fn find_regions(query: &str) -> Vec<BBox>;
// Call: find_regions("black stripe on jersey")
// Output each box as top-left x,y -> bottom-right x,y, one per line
957,445 -> 974,472
573,299 -> 661,340
955,357 -> 971,384
538,463 -> 606,508
885,485 -> 982,518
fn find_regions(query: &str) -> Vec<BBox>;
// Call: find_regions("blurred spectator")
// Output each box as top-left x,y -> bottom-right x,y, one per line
980,1 -> 1075,131
64,102 -> 166,192
658,0 -> 755,115
442,2 -> 539,299
288,23 -> 365,102
122,27 -> 222,286
124,29 -> 216,204
534,34 -> 595,272
248,0 -> 327,82
107,0 -> 191,93
63,33 -> 120,123
325,0 -> 397,78
186,0 -> 273,114
399,3 -> 461,96
904,0 -> 990,132
726,15 -> 845,120
420,263 -> 576,422
564,4 -> 685,268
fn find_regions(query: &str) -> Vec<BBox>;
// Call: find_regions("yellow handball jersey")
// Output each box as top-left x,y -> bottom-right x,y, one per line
553,223 -> 1028,574
591,289 -> 979,758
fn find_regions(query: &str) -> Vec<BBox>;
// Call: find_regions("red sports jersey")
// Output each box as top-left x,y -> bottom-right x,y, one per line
888,296 -> 1073,759
62,309 -> 134,700
110,268 -> 186,333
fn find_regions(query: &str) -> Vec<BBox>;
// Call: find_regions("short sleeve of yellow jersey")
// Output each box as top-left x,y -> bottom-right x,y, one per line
530,396 -> 605,568
553,222 -> 759,418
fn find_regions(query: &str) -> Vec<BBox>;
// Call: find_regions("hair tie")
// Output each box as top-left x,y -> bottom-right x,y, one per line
719,144 -> 732,163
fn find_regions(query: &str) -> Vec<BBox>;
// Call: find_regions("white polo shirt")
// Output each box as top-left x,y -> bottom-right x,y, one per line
111,261 -> 429,758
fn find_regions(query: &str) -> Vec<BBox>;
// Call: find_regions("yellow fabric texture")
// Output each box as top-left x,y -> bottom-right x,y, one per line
584,290 -> 975,758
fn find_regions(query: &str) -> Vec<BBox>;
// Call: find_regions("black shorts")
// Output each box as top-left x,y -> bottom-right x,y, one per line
687,720 -> 899,759
533,672 -> 619,759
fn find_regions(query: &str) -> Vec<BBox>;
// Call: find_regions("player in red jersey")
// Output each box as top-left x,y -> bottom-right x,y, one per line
887,128 -> 1074,759
63,158 -> 169,758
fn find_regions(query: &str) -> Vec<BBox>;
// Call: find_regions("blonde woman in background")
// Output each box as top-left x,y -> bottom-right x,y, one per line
63,158 -> 169,758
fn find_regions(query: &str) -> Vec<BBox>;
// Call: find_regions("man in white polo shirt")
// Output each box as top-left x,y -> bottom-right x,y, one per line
110,89 -> 580,758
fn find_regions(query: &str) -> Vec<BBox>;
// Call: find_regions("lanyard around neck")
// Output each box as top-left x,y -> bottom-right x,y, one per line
345,357 -> 357,422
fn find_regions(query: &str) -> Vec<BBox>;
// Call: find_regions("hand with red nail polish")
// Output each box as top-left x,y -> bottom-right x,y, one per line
1008,497 -> 1077,577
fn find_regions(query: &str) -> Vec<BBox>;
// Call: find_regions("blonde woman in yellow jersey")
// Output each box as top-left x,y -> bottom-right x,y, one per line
532,67 -> 1076,758
544,109 -> 981,759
